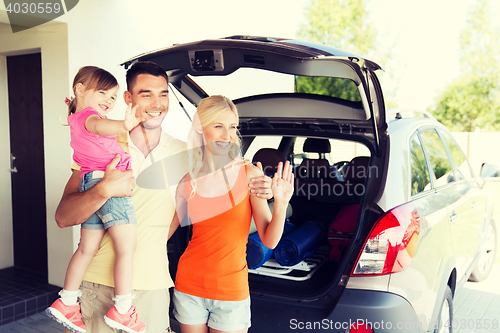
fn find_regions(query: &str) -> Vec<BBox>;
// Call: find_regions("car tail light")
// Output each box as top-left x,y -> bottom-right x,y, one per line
350,323 -> 373,332
351,203 -> 420,275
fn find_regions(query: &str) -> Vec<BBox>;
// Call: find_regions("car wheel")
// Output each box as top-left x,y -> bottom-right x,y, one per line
468,221 -> 497,282
434,285 -> 453,333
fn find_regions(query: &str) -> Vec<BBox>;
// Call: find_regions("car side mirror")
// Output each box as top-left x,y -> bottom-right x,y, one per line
480,163 -> 500,178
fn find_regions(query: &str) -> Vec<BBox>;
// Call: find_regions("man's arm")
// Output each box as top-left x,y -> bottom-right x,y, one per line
54,155 -> 136,228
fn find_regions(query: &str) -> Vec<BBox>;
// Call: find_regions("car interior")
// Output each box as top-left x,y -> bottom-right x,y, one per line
242,133 -> 371,298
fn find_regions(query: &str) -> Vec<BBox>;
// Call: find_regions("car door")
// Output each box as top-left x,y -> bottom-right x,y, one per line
438,129 -> 485,277
419,128 -> 472,280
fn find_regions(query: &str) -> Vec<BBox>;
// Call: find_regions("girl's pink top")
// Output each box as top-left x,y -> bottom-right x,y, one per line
68,107 -> 131,178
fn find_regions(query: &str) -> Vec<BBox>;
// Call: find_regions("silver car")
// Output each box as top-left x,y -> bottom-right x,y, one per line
125,36 -> 498,333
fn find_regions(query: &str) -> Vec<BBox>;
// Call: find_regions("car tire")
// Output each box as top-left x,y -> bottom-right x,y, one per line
433,285 -> 453,333
468,221 -> 497,282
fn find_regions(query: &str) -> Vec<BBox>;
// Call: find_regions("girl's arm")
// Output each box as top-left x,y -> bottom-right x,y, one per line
85,104 -> 142,136
249,161 -> 294,249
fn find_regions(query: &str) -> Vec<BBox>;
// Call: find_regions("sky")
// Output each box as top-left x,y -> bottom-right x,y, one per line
2,0 -> 497,112
366,0 -> 500,110
139,0 -> 499,140
160,0 -> 500,111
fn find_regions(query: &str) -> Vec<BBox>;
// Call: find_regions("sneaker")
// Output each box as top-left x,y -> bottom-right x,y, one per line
46,299 -> 86,333
103,305 -> 146,333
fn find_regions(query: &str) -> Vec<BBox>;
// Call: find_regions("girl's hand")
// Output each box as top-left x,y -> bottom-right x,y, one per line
271,161 -> 294,203
123,104 -> 143,131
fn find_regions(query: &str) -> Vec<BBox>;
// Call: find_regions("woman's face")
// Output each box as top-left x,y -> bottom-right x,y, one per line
202,109 -> 238,157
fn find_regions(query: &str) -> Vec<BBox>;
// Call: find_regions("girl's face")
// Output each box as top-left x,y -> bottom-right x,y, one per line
81,85 -> 119,116
202,110 -> 238,157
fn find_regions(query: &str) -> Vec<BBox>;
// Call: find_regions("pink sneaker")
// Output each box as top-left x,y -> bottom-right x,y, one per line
103,305 -> 146,333
46,298 -> 86,333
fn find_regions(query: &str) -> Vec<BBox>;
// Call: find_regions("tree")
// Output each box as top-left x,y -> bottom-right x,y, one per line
430,0 -> 500,131
297,0 -> 376,56
295,0 -> 392,104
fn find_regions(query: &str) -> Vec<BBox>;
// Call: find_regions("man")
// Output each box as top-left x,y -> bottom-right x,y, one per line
55,61 -> 272,332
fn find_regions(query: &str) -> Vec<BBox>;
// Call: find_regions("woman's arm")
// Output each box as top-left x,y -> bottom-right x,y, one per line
249,161 -> 294,249
168,175 -> 188,240
55,155 -> 135,228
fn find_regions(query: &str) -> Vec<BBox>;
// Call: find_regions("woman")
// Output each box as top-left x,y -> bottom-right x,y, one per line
169,95 -> 294,333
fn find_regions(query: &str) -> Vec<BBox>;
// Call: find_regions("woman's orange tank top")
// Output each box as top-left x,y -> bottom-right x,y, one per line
174,164 -> 252,301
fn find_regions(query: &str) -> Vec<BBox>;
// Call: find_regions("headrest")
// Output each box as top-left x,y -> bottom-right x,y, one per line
344,156 -> 370,182
303,138 -> 331,154
252,148 -> 286,176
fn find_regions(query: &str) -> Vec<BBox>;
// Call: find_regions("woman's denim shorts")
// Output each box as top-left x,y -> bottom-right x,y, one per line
173,289 -> 251,331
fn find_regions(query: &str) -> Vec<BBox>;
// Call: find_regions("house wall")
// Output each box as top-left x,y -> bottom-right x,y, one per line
451,132 -> 500,177
0,54 -> 13,269
0,21 -> 71,286
1,0 -> 305,287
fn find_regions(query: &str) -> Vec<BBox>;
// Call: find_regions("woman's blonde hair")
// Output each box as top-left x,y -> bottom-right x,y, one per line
187,95 -> 243,197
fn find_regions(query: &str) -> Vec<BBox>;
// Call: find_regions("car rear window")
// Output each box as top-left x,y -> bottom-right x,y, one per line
188,69 -> 362,103
294,76 -> 361,102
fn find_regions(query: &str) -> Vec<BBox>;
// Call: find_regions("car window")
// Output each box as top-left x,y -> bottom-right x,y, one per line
294,76 -> 361,102
410,133 -> 431,195
419,129 -> 455,187
440,130 -> 473,180
188,69 -> 362,103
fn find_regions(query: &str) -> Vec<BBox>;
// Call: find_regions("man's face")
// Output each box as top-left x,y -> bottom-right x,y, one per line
125,74 -> 169,130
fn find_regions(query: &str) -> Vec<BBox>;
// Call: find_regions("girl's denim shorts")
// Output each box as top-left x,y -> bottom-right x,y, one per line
80,171 -> 137,230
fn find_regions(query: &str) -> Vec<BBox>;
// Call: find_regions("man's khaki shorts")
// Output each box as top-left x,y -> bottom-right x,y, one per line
63,280 -> 171,332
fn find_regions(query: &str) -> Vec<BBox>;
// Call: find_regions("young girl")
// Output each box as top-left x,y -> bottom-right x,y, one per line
170,95 -> 294,333
47,66 -> 146,333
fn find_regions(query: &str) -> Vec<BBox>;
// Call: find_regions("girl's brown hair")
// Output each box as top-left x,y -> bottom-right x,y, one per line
68,66 -> 118,115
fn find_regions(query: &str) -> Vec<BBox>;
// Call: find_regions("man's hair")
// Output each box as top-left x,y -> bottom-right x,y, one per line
126,61 -> 169,91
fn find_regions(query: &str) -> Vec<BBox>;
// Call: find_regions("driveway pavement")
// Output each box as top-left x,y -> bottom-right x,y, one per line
453,265 -> 500,333
1,265 -> 499,332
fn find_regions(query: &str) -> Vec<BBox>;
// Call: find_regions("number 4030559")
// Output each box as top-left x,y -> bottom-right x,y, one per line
5,2 -> 62,14
444,319 -> 499,330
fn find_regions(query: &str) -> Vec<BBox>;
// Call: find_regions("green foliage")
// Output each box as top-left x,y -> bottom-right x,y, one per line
410,136 -> 431,195
430,0 -> 500,131
296,0 -> 388,102
432,75 -> 499,132
295,76 -> 361,101
297,0 -> 376,56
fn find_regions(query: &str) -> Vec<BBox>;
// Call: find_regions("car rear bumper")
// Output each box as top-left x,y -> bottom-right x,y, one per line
249,289 -> 424,333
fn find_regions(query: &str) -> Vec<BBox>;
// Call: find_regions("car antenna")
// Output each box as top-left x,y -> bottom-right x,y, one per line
169,83 -> 192,122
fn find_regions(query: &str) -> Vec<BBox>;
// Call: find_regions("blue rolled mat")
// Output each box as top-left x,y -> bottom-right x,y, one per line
274,220 -> 326,266
246,232 -> 274,269
246,220 -> 296,269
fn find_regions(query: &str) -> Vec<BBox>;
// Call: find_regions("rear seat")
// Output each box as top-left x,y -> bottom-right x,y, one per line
297,138 -> 333,179
295,152 -> 370,203
343,156 -> 370,184
295,138 -> 347,202
252,147 -> 287,177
